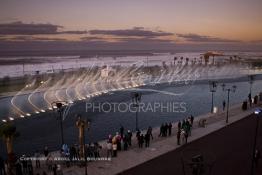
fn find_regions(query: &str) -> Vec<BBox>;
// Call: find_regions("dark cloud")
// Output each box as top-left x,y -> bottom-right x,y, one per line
31,37 -> 67,41
80,36 -> 106,41
0,21 -> 87,35
116,37 -> 174,43
176,33 -> 240,43
61,30 -> 87,34
89,27 -> 173,37
0,35 -> 67,42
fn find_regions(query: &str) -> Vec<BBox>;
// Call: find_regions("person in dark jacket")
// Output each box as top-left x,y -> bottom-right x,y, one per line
178,121 -> 181,131
190,115 -> 194,125
147,126 -> 154,140
127,130 -> 133,146
15,160 -> 22,175
0,156 -> 6,175
168,122 -> 172,136
159,124 -> 164,137
138,134 -> 144,148
177,129 -> 181,145
144,133 -> 150,147
120,125 -> 124,138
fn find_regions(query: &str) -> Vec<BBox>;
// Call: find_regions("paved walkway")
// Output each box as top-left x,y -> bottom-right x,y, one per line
35,102 -> 261,175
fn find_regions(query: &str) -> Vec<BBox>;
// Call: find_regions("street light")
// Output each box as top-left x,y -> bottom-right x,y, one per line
131,92 -> 142,131
248,75 -> 255,97
51,101 -> 66,146
209,81 -> 218,113
76,114 -> 90,175
251,108 -> 261,175
221,84 -> 237,123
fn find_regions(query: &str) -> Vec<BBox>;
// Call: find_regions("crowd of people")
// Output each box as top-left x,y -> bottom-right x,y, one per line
159,123 -> 173,137
0,117 -> 197,175
176,115 -> 194,145
106,127 -> 134,158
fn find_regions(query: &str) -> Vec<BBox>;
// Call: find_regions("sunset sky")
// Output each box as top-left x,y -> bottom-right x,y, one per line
0,0 -> 262,51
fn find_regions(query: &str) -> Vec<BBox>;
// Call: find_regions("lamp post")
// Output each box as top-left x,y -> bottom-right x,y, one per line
76,114 -> 90,175
51,101 -> 66,146
248,75 -> 255,97
251,109 -> 261,175
209,81 -> 217,113
131,92 -> 142,131
221,84 -> 237,123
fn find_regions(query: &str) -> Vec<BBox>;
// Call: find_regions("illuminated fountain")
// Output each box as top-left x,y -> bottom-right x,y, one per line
2,56 -> 249,123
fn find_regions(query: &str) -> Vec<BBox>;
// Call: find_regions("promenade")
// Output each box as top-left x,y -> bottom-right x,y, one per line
34,102 -> 261,175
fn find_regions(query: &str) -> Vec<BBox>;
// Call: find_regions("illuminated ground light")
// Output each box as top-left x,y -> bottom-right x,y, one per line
86,95 -> 90,98
9,117 -> 14,121
69,101 -> 74,104
26,113 -> 31,116
2,119 -> 7,122
48,107 -> 53,110
20,115 -> 25,118
35,111 -> 40,114
40,109 -> 45,112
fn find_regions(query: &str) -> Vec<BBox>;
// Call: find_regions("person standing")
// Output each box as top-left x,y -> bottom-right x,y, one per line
15,160 -> 22,175
44,146 -> 49,157
159,124 -> 164,137
182,120 -> 186,130
178,121 -> 181,131
112,142 -> 117,157
147,126 -> 153,140
168,123 -> 172,136
106,141 -> 112,158
222,100 -> 226,111
164,123 -> 168,137
127,130 -> 132,146
177,129 -> 181,145
144,133 -> 150,147
123,135 -> 128,150
138,134 -> 144,148
52,164 -> 57,175
184,130 -> 188,144
21,156 -> 28,175
27,160 -> 33,175
190,115 -> 194,126
120,126 -> 124,138
35,150 -> 41,168
136,130 -> 141,145
94,142 -> 101,158
115,132 -> 121,151
0,156 -> 6,175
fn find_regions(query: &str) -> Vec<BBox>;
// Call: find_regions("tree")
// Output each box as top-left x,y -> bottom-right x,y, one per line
1,76 -> 10,86
0,122 -> 19,174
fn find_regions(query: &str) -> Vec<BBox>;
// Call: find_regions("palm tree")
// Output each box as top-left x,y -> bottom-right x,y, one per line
185,58 -> 189,65
0,122 -> 19,174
